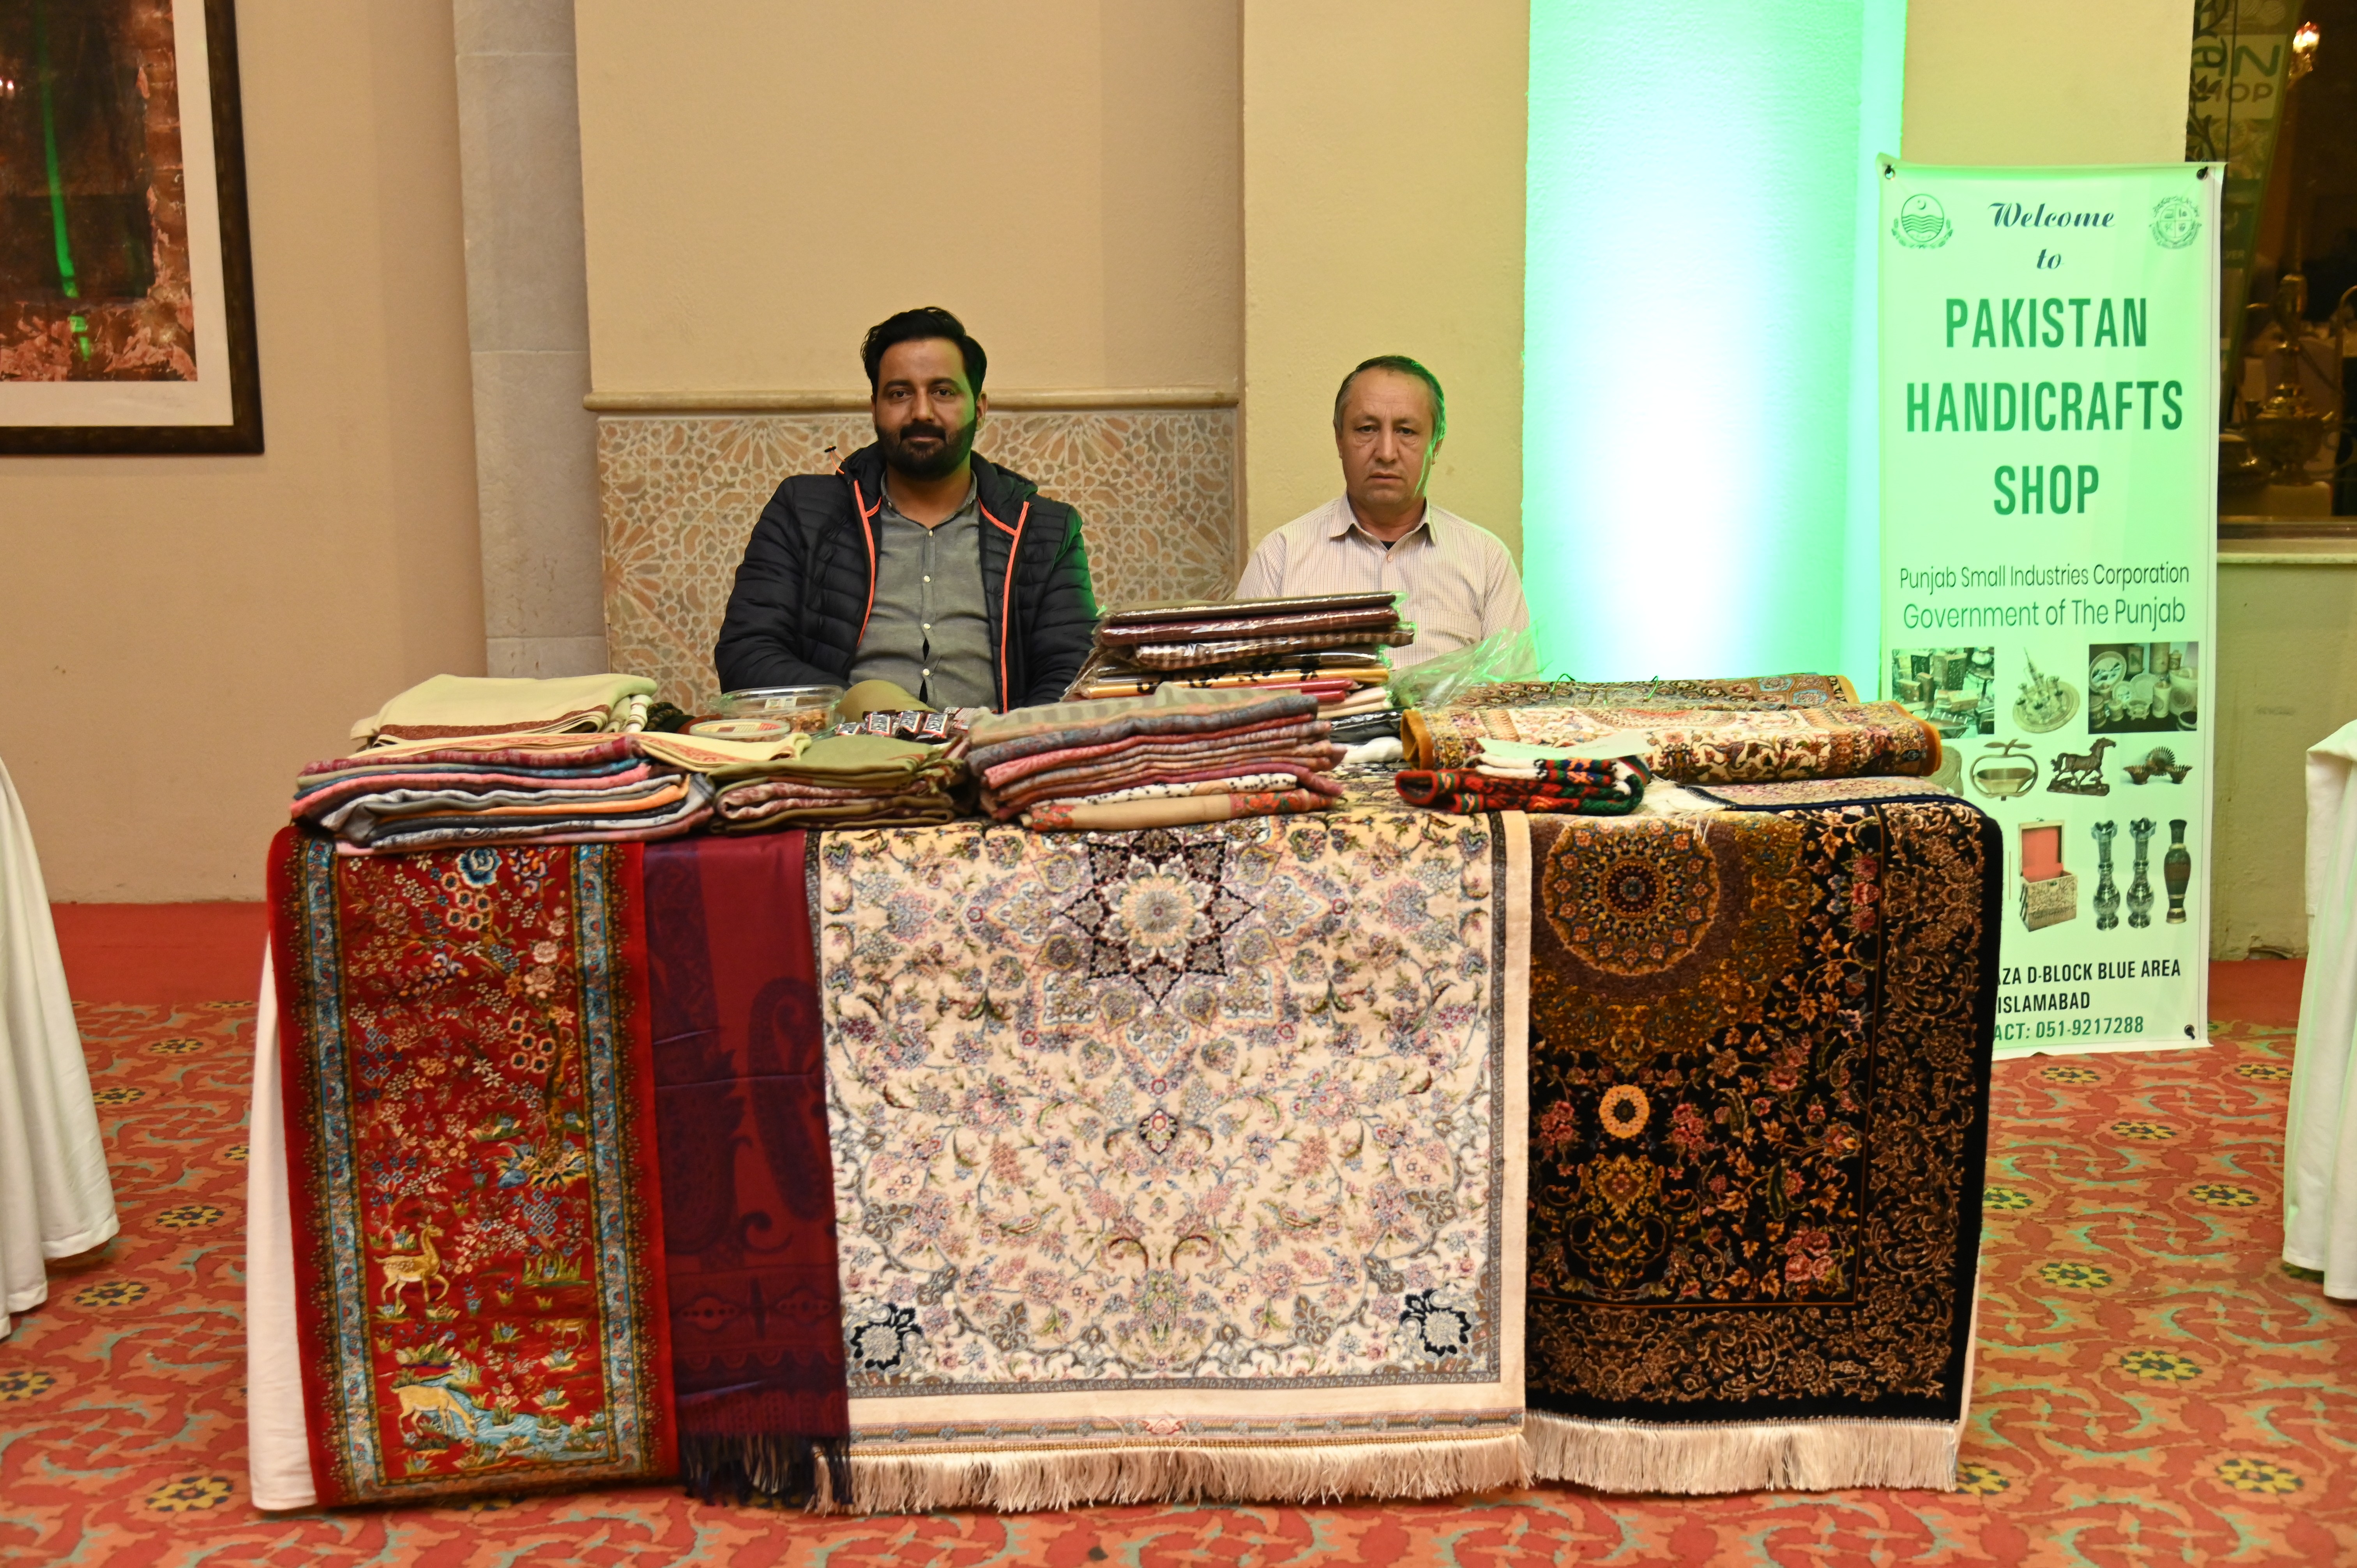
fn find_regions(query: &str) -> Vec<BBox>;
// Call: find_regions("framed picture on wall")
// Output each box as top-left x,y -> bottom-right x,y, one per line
0,0 -> 261,454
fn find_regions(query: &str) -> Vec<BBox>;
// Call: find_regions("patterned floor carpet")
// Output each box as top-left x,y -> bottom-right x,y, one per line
4,999 -> 2353,1566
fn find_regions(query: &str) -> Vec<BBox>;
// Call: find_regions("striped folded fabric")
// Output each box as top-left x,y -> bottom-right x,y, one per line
294,735 -> 714,851
1066,592 -> 1410,710
1127,629 -> 1415,671
291,730 -> 962,851
972,685 -> 1344,828
1094,604 -> 1407,648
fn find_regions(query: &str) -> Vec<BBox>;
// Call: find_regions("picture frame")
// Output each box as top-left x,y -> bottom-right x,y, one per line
0,0 -> 261,454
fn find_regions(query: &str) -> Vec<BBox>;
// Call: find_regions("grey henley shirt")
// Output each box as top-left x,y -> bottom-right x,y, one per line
848,477 -> 996,709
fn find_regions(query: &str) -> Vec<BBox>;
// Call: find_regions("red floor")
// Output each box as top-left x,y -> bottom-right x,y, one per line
48,902 -> 265,1004
2206,956 -> 2305,1028
6,971 -> 2350,1564
4,938 -> 2348,1564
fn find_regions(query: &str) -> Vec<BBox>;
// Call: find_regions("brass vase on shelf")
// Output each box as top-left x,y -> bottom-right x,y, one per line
2164,819 -> 2192,925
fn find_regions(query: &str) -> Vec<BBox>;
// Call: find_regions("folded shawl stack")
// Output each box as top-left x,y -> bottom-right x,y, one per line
294,729 -> 969,852
348,673 -> 656,747
968,685 -> 1346,831
698,732 -> 961,831
293,734 -> 714,852
1064,592 -> 1407,746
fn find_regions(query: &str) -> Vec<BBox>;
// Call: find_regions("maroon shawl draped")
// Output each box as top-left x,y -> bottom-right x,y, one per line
644,833 -> 850,1505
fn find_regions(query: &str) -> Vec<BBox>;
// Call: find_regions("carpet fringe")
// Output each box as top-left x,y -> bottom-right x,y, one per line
1524,1411 -> 1960,1494
822,1433 -> 1530,1514
678,1432 -> 850,1508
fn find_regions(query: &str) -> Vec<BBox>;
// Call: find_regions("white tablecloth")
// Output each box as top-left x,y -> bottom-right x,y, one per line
0,758 -> 117,1338
2287,722 -> 2357,1297
244,947 -> 316,1509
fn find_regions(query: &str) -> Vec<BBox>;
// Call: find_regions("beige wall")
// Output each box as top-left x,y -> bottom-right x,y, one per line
2214,555 -> 2357,959
572,0 -> 1241,397
4,3 -> 2233,903
0,4 -> 483,901
1903,0 -> 2191,164
1240,1 -> 1528,556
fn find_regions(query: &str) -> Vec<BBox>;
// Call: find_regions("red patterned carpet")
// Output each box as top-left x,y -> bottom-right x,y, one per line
4,985 -> 2354,1566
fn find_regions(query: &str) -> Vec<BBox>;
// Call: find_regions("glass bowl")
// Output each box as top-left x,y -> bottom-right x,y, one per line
716,685 -> 845,733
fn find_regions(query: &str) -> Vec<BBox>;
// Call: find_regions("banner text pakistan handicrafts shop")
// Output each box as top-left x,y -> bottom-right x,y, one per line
1879,160 -> 2220,1056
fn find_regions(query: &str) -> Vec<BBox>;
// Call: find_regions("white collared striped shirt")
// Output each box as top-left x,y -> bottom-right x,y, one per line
1233,498 -> 1530,670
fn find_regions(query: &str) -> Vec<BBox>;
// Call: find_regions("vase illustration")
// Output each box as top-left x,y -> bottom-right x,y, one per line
2127,818 -> 2155,929
2164,818 -> 2192,924
2092,821 -> 2120,931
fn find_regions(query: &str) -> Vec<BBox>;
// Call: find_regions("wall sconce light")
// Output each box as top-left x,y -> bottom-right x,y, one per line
2292,19 -> 2322,83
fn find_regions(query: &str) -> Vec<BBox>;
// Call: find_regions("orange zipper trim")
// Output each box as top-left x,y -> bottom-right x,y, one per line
851,477 -> 881,646
996,501 -> 1030,711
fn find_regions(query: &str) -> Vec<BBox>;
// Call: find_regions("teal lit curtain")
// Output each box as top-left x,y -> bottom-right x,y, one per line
1523,2 -> 1907,689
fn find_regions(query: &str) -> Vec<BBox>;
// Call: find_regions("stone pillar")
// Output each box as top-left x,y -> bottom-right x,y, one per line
454,0 -> 605,676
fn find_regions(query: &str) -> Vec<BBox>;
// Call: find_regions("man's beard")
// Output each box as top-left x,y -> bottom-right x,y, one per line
877,412 -> 979,481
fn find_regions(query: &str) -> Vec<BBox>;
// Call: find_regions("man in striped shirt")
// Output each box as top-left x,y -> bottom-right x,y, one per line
1234,355 -> 1530,671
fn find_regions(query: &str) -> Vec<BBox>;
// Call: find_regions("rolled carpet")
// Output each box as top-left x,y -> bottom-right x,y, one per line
1395,762 -> 1647,816
1401,699 -> 1938,784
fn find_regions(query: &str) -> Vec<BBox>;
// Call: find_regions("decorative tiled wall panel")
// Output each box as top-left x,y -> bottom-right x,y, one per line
599,410 -> 1238,709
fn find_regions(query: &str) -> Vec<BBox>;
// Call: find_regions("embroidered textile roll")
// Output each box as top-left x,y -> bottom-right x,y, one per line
1401,701 -> 1940,784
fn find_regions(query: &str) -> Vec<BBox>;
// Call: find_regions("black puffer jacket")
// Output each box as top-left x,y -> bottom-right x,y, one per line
714,443 -> 1099,710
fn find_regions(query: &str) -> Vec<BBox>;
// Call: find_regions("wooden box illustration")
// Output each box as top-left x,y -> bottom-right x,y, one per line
2020,820 -> 2078,930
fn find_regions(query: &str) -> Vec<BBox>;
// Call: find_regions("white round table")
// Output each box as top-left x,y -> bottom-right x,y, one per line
0,756 -> 118,1337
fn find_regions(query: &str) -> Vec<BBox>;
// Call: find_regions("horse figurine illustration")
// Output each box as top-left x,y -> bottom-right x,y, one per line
2046,738 -> 2115,796
379,1222 -> 449,1313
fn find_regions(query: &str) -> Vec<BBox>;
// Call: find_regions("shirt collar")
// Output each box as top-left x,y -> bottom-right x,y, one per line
880,476 -> 980,525
1329,496 -> 1436,546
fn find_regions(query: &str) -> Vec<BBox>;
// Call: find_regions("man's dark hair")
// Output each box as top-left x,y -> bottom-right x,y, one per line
862,307 -> 988,396
1332,354 -> 1445,441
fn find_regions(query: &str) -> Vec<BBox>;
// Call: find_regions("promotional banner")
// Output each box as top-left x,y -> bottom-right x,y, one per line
1879,162 -> 2219,1057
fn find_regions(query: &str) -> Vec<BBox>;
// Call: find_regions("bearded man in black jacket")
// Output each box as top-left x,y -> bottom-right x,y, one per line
714,307 -> 1099,710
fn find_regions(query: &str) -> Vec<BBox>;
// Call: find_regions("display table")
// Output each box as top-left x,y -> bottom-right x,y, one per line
2286,721 -> 2357,1296
246,778 -> 1997,1511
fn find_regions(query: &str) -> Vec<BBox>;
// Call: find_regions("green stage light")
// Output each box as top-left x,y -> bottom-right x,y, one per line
1523,2 -> 1906,687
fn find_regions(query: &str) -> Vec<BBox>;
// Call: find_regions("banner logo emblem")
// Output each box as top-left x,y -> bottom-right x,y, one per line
1892,194 -> 1952,249
2150,195 -> 2201,250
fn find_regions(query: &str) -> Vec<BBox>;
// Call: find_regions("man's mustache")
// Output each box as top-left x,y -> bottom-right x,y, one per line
899,423 -> 947,443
